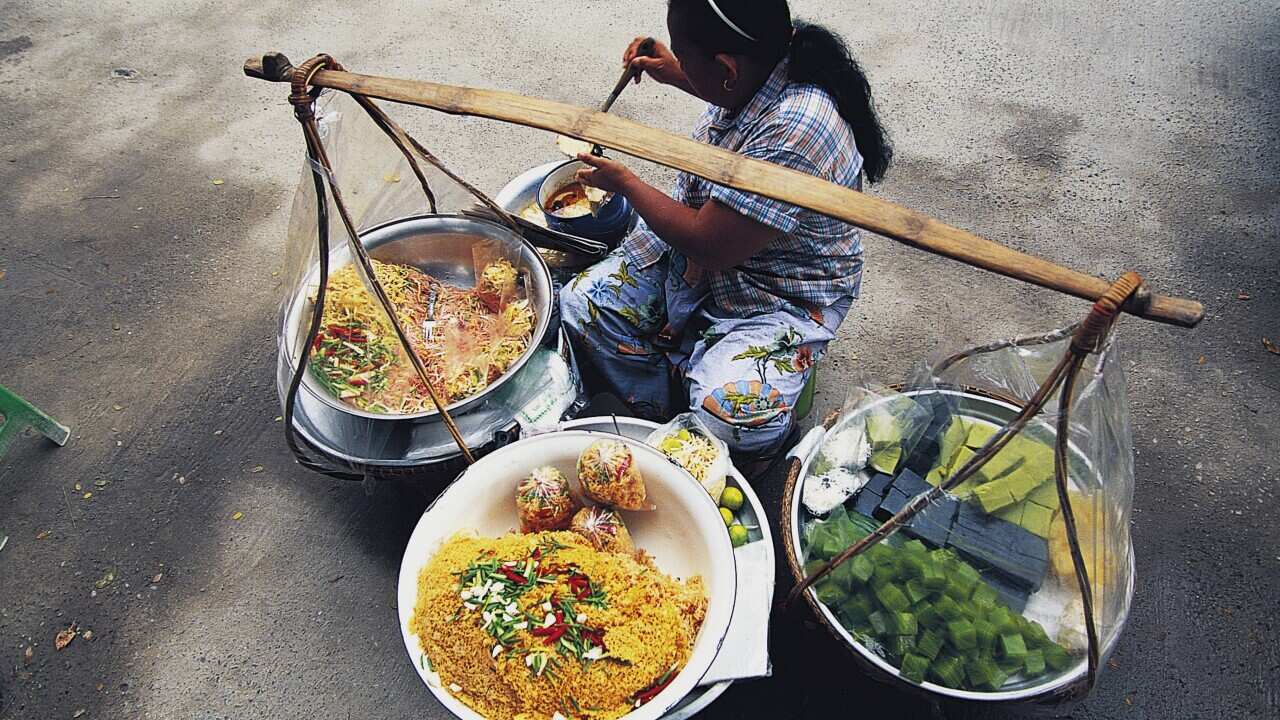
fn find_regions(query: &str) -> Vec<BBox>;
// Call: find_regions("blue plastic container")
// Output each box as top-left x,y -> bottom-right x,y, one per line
537,160 -> 633,241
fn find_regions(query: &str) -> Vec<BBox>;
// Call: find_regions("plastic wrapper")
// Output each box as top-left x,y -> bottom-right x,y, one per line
516,466 -> 578,533
797,325 -> 1135,697
510,335 -> 586,436
576,439 -> 652,511
801,388 -> 933,517
281,92 -> 484,314
569,506 -> 634,555
645,412 -> 730,502
276,91 -> 586,477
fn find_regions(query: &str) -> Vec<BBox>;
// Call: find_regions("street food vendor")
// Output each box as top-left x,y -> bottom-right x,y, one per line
561,0 -> 892,454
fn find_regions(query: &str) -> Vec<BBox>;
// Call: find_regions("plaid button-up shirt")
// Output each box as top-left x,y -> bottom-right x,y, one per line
622,59 -> 865,317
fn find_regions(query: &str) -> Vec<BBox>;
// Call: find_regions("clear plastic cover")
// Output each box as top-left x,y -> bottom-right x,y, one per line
276,91 -> 584,475
797,327 -> 1134,697
645,412 -> 731,502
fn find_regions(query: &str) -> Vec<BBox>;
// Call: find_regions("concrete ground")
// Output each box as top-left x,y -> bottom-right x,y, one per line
1,0 -> 1277,718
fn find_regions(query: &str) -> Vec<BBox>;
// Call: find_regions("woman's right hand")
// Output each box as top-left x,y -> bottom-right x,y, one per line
623,37 -> 686,88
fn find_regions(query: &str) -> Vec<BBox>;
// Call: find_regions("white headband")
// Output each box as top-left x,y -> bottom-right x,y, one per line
706,0 -> 758,42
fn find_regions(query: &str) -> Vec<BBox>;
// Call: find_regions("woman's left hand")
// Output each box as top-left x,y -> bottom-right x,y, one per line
575,153 -> 637,195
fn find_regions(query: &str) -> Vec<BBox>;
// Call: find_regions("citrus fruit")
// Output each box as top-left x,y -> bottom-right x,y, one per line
719,507 -> 735,526
719,486 -> 745,512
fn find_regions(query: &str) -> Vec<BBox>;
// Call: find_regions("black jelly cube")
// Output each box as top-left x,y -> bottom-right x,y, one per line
904,519 -> 950,548
949,524 -> 1047,591
905,496 -> 959,548
865,472 -> 895,496
852,489 -> 883,518
876,489 -> 912,520
981,571 -> 1031,614
893,468 -> 932,498
954,501 -> 993,531
904,439 -> 940,477
955,503 -> 1051,570
1016,534 -> 1050,563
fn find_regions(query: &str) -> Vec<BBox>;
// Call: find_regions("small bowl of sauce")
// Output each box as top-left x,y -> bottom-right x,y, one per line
537,160 -> 633,240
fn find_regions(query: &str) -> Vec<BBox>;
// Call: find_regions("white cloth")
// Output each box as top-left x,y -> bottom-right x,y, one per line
699,538 -> 773,684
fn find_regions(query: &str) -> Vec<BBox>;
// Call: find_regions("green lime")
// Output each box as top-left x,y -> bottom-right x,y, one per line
719,486 -> 745,512
728,524 -> 749,547
719,507 -> 735,526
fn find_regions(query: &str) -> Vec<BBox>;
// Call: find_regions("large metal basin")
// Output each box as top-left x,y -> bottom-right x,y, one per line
279,214 -> 554,434
783,388 -> 1134,704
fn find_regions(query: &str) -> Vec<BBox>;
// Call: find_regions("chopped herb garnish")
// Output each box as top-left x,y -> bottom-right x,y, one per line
455,541 -> 610,677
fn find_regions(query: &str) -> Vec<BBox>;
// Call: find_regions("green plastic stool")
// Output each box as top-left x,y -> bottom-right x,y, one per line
0,384 -> 70,458
794,366 -> 818,421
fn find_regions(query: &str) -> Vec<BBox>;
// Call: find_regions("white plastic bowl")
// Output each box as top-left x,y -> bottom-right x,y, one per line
398,430 -> 737,720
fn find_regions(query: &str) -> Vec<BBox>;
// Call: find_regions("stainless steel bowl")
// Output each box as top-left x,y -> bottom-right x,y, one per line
785,388 -> 1134,704
280,214 -> 554,426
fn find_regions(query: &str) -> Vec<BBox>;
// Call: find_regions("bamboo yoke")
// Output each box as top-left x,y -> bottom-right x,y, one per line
249,53 -> 1201,695
246,52 -> 1203,329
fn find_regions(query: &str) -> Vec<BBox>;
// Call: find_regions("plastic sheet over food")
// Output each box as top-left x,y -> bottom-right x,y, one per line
795,326 -> 1135,699
277,91 -> 584,477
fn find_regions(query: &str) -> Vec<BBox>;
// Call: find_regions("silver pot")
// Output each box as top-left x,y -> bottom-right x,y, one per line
280,214 -> 554,439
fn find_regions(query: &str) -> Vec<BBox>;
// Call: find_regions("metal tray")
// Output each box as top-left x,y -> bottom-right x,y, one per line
280,214 -> 554,424
279,328 -> 572,468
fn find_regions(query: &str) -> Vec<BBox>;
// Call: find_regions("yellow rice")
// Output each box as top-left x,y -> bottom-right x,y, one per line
409,531 -> 707,720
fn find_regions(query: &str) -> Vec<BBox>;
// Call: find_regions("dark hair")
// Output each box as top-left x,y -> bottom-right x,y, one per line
668,0 -> 893,183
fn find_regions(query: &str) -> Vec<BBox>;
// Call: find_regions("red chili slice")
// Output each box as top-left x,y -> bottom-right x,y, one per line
530,624 -> 566,645
497,566 -> 527,585
566,574 -> 592,600
581,627 -> 605,648
615,453 -> 632,483
634,671 -> 677,705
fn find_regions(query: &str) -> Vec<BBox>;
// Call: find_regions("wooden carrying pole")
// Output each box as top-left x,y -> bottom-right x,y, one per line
246,53 -> 1203,328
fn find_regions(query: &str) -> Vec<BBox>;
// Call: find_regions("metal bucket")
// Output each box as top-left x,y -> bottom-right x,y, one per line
278,214 -> 554,461
781,388 -> 1135,705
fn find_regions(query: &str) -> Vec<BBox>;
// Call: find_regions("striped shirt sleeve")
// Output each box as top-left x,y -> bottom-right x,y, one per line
707,104 -> 833,234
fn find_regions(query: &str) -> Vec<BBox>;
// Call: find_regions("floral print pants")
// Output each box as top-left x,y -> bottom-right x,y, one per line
560,248 -> 850,454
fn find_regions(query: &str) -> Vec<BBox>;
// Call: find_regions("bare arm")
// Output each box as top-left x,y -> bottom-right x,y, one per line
575,153 -> 778,271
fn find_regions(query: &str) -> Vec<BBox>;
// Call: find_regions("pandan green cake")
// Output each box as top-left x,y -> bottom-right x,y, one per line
923,416 -> 1064,539
803,507 -> 1076,691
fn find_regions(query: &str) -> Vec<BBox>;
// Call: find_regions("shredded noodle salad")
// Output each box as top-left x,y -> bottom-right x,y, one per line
656,429 -> 718,483
308,259 -> 534,413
